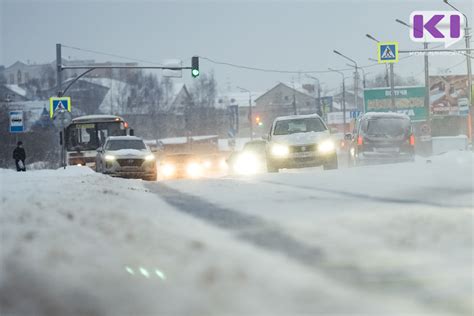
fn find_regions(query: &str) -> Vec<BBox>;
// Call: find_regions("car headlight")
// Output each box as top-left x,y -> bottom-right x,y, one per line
161,163 -> 175,177
202,160 -> 212,169
145,154 -> 155,161
186,162 -> 202,178
318,140 -> 335,154
271,144 -> 289,157
234,153 -> 259,175
105,155 -> 116,161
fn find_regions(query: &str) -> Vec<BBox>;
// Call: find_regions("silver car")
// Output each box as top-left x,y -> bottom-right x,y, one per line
96,136 -> 157,181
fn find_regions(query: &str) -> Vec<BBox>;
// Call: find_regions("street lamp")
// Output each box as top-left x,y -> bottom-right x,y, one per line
396,18 -> 431,128
333,50 -> 360,111
443,0 -> 472,141
237,86 -> 253,140
305,75 -> 322,115
328,68 -> 347,133
366,33 -> 396,107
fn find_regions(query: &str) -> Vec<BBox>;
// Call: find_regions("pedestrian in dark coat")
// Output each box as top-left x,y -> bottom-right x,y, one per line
13,141 -> 26,172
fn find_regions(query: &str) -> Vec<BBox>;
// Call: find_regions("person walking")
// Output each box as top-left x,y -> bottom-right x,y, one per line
13,141 -> 26,172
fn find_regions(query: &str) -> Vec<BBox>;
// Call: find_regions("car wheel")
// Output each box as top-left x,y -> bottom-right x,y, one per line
323,154 -> 338,170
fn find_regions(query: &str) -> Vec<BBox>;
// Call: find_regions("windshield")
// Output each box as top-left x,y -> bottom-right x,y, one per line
362,118 -> 411,137
273,118 -> 326,135
66,122 -> 125,151
106,139 -> 146,150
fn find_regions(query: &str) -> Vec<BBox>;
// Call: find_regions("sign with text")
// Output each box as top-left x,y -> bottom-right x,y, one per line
430,75 -> 470,116
364,86 -> 427,121
9,111 -> 24,133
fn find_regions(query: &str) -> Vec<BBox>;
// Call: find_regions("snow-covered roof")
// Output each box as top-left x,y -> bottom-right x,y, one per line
5,84 -> 27,97
107,136 -> 143,141
215,91 -> 261,109
81,78 -> 130,114
72,114 -> 125,123
274,113 -> 323,121
362,112 -> 411,119
158,135 -> 218,145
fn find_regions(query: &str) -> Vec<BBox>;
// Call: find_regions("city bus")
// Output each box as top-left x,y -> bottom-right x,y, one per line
64,115 -> 132,168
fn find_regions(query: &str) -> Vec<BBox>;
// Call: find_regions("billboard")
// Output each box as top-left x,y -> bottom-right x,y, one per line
430,75 -> 470,116
364,86 -> 427,121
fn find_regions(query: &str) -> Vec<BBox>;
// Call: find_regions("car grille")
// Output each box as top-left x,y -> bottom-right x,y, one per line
290,144 -> 316,153
117,159 -> 144,167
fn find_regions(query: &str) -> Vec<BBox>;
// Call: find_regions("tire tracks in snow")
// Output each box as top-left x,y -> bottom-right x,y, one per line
146,182 -> 469,316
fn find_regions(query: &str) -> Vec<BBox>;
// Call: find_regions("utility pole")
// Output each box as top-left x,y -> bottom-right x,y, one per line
329,68 -> 347,133
56,43 -> 62,96
443,0 -> 472,144
369,58 -> 389,87
333,50 -> 359,111
238,86 -> 253,140
305,75 -> 321,115
366,34 -> 395,108
395,19 -> 431,126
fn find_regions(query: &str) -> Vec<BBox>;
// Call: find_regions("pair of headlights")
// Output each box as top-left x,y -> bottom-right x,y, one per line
104,154 -> 156,162
161,162 -> 203,178
270,140 -> 335,157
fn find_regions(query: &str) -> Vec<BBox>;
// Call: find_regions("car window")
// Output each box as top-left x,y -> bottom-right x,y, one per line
361,118 -> 411,137
105,139 -> 146,150
273,118 -> 326,135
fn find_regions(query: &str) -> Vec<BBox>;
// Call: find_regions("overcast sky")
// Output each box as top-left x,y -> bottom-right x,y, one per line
1,0 -> 472,92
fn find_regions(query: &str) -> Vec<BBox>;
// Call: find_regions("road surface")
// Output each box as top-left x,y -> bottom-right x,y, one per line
0,151 -> 472,316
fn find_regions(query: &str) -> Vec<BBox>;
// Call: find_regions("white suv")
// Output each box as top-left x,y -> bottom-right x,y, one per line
266,114 -> 338,172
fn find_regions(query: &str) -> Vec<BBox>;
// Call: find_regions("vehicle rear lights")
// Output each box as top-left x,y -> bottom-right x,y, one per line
357,135 -> 363,146
409,134 -> 415,146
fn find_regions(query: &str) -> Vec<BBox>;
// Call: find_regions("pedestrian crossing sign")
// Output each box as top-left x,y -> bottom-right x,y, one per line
49,97 -> 71,118
377,42 -> 399,64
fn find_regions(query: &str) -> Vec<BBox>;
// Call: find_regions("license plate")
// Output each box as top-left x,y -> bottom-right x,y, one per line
293,152 -> 313,158
375,147 -> 399,153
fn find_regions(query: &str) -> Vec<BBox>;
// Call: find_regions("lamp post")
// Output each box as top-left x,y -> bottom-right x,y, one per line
329,68 -> 347,133
305,75 -> 322,115
333,50 -> 359,111
237,86 -> 253,140
443,0 -> 472,142
395,18 -> 431,128
366,33 -> 396,108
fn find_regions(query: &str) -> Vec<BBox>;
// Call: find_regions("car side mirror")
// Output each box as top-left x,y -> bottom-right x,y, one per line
344,133 -> 353,141
96,147 -> 103,153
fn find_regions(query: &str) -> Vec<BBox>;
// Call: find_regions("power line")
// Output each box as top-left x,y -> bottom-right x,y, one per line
62,44 -> 164,66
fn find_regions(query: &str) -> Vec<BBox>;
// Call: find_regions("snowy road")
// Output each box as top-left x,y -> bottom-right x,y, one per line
1,152 -> 472,316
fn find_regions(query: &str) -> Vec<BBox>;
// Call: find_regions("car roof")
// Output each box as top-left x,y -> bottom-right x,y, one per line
274,113 -> 322,122
106,136 -> 143,141
362,112 -> 411,120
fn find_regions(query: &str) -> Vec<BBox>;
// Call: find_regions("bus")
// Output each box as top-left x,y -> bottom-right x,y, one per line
64,115 -> 132,167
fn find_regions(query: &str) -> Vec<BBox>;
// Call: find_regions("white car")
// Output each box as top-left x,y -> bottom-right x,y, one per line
266,114 -> 338,172
96,136 -> 157,181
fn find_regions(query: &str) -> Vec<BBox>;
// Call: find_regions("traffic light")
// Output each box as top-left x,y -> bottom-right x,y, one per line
255,115 -> 263,126
191,56 -> 199,78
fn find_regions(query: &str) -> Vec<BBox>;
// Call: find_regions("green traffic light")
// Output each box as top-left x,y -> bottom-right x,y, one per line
192,69 -> 200,78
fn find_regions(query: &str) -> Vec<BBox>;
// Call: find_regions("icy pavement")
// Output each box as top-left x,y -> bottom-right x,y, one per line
0,152 -> 472,316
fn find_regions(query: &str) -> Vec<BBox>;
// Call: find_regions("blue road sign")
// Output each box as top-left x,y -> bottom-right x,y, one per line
350,111 -> 361,118
49,97 -> 71,118
9,111 -> 24,133
378,42 -> 399,63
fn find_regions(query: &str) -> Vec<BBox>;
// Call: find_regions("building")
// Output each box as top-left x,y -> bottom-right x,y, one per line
253,82 -> 318,132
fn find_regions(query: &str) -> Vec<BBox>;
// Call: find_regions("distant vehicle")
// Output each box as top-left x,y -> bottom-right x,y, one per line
96,136 -> 157,181
266,114 -> 338,172
200,153 -> 228,176
64,115 -> 132,168
158,153 -> 204,179
346,112 -> 415,166
226,140 -> 267,175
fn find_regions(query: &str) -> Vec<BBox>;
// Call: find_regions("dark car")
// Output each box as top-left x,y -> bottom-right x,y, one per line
158,153 -> 204,179
347,112 -> 415,166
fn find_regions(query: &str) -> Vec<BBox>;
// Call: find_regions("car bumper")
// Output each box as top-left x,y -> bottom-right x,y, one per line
358,152 -> 414,164
268,152 -> 335,169
104,165 -> 157,179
